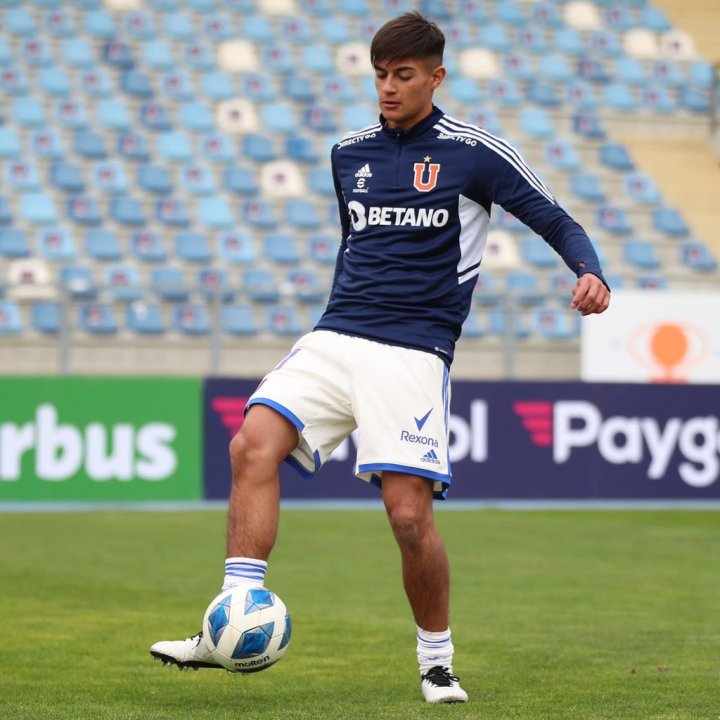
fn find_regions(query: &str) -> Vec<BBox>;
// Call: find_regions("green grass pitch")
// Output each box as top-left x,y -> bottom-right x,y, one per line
0,508 -> 717,720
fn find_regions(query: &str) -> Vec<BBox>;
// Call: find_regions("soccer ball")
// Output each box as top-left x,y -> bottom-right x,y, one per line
202,586 -> 291,673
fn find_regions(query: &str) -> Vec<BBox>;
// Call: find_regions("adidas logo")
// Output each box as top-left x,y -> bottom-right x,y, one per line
421,449 -> 441,465
355,163 -> 372,178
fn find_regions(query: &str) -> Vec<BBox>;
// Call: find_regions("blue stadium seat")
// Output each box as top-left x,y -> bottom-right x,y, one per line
0,196 -> 11,226
30,130 -> 63,161
635,274 -> 668,291
175,231 -> 211,262
131,231 -> 166,262
624,172 -> 662,205
533,1 -> 562,27
261,46 -> 295,75
680,241 -> 718,271
572,113 -> 606,140
301,46 -> 335,74
61,38 -> 94,68
285,136 -> 319,164
203,14 -> 234,40
138,164 -> 172,195
264,233 -> 300,264
163,72 -> 196,102
196,267 -> 233,301
36,228 -> 75,262
0,300 -> 23,334
102,41 -> 134,70
5,160 -> 40,192
265,305 -> 302,336
444,23 -> 475,49
0,37 -> 9,66
478,24 -> 510,52
222,166 -> 258,196
60,265 -> 97,299
32,301 -> 60,334
597,206 -> 633,235
0,229 -> 30,258
538,54 -> 574,83
285,198 -> 322,230
520,235 -> 559,268
240,15 -> 274,43
86,10 -> 116,39
486,308 -> 529,339
471,272 -> 503,307
183,42 -> 216,72
163,13 -> 195,41
604,5 -> 634,30
0,128 -> 21,159
157,132 -> 193,163
261,103 -> 299,135
615,57 -> 647,86
85,229 -> 121,261
589,29 -> 622,57
124,10 -> 155,39
308,167 -> 335,196
651,59 -> 683,87
302,106 -> 337,133
1,67 -> 27,98
286,269 -> 325,303
37,67 -> 71,99
688,61 -> 713,89
526,80 -> 561,108
20,41 -> 52,70
546,271 -> 575,300
120,72 -> 154,100
517,27 -> 548,54
218,231 -> 256,264
110,197 -> 146,227
94,161 -> 128,195
173,304 -> 210,336
505,271 -> 546,306
487,79 -> 522,106
156,198 -> 191,228
308,234 -> 337,264
319,17 -> 350,44
642,85 -> 676,114
201,134 -> 235,165
11,97 -> 45,128
680,87 -> 711,114
50,163 -> 85,193
652,207 -> 689,237
201,72 -> 233,100
140,102 -> 172,132
239,133 -> 276,163
152,266 -> 190,301
20,194 -> 57,225
243,268 -> 280,302
531,308 -> 578,341
603,83 -> 638,113
465,108 -> 503,135
448,78 -> 482,104
142,40 -> 175,71
577,57 -> 610,84
56,99 -> 89,131
281,75 -> 315,103
79,302 -> 117,334
66,196 -> 102,226
519,108 -> 555,139
623,239 -> 662,270
74,131 -> 107,159
127,302 -> 166,335
179,102 -> 214,133
117,132 -> 150,162
180,165 -> 215,196
554,28 -> 585,56
321,75 -> 355,104
222,305 -> 257,336
105,264 -> 144,301
569,173 -> 606,203
565,81 -> 600,111
640,6 -> 671,32
4,8 -> 35,36
279,15 -> 311,44
242,199 -> 277,229
96,99 -> 131,131
599,143 -> 634,172
197,197 -> 234,229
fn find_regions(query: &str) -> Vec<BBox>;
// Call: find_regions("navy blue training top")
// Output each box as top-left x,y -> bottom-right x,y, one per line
315,106 -> 606,366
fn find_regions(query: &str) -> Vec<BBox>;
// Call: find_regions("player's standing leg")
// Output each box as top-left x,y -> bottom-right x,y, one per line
149,405 -> 298,669
382,471 -> 468,703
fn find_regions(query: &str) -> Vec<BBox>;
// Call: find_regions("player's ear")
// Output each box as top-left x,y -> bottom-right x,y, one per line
430,65 -> 446,89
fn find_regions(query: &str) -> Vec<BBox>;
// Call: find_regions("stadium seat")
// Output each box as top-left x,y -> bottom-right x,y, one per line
140,103 -> 172,132
0,229 -> 30,258
218,232 -> 256,264
50,163 -> 85,193
20,194 -> 57,225
308,234 -> 337,265
163,13 -> 195,40
286,269 -> 325,303
651,59 -> 683,88
264,234 -> 300,264
597,206 -> 633,235
547,271 -> 576,300
602,83 -> 638,113
308,167 -> 335,197
260,45 -> 295,75
538,54 -> 574,84
680,241 -> 718,272
66,196 -> 102,227
155,199 -> 190,228
569,173 -> 606,203
478,24 -> 510,52
285,198 -> 322,230
102,41 -> 134,70
222,305 -> 257,336
197,198 -> 234,229
38,68 -> 70,96
5,161 -> 41,192
243,268 -> 280,302
487,79 -> 522,106
120,72 -> 154,100
241,133 -> 277,162
61,38 -> 95,68
142,41 -> 175,71
85,230 -> 122,261
520,235 -> 560,268
624,172 -> 662,205
85,10 -> 116,39
118,133 -> 150,162
222,166 -> 259,196
197,267 -> 233,300
635,274 -> 668,291
11,97 -> 46,128
152,267 -> 190,301
179,102 -> 214,133
137,165 -> 171,196
74,131 -> 108,160
203,15 -> 234,40
623,239 -> 662,270
680,87 -> 711,114
519,108 -> 555,139
505,271 -> 546,306
60,265 -> 97,299
2,67 -> 28,95
157,132 -> 193,163
31,301 -> 60,334
0,128 -> 22,159
261,103 -> 299,135
162,72 -> 195,102
201,134 -> 235,165
110,197 -> 146,227
301,46 -> 335,75
572,113 -> 606,140
642,85 -> 676,114
94,162 -> 128,195
265,305 -> 302,336
554,27 -> 585,56
180,165 -> 215,196
173,303 -> 210,335
175,232 -> 212,262
531,308 -> 578,341
127,302 -> 166,335
4,8 -> 35,36
545,140 -> 582,172
79,302 -> 117,334
599,143 -> 634,172
282,75 -> 315,103
242,200 -> 278,229
652,207 -> 689,237
201,72 -> 233,101
486,308 -> 529,339
0,300 -> 23,334
0,196 -> 11,227
31,130 -> 65,161
183,43 -> 215,72
105,264 -> 144,301
517,27 -> 548,54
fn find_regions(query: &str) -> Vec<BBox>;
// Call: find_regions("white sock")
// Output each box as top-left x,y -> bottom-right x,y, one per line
416,626 -> 454,675
222,557 -> 267,590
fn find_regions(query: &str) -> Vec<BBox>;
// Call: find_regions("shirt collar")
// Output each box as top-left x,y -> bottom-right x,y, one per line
380,106 -> 444,141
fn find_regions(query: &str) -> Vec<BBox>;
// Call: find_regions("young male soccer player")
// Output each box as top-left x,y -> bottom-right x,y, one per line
150,12 -> 610,703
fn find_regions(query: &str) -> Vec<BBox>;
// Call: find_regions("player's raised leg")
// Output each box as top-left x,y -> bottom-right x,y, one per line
149,405 -> 299,670
382,472 -> 468,703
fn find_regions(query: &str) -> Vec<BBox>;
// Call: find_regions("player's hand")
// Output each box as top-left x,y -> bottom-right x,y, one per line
570,273 -> 610,316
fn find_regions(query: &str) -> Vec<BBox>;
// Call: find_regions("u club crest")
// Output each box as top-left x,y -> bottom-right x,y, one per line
412,156 -> 441,192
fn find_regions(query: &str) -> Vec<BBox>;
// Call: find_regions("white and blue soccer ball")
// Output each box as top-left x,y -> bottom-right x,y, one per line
202,586 -> 291,673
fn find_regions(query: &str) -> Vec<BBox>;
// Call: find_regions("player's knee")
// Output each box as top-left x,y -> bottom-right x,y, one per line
387,504 -> 429,548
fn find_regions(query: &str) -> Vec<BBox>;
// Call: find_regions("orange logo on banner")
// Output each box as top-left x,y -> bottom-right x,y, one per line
629,322 -> 710,383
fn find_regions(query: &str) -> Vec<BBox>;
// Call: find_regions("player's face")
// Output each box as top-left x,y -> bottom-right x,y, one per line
373,57 -> 446,130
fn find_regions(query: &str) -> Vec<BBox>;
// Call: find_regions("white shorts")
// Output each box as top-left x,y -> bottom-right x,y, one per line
247,330 -> 452,499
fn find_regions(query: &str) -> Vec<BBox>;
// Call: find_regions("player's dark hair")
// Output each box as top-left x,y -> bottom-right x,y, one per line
370,12 -> 445,66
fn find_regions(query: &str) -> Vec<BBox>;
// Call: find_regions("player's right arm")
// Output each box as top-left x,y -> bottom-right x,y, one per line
329,149 -> 350,295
